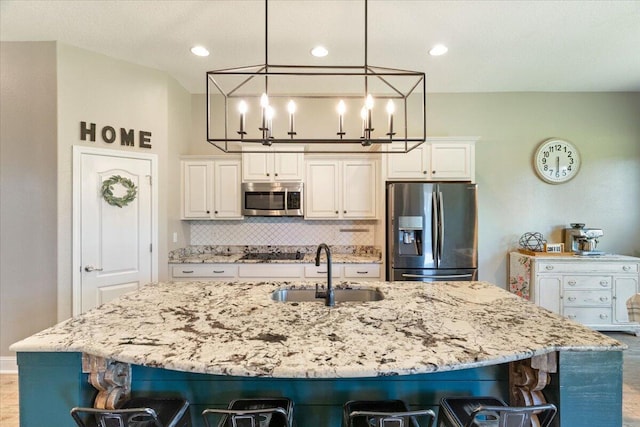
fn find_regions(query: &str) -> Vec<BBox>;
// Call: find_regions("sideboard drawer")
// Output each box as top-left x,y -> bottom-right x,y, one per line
538,262 -> 638,274
563,275 -> 611,290
564,290 -> 611,306
564,307 -> 612,324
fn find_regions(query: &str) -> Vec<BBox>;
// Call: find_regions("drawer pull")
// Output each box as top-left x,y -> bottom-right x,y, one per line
567,314 -> 576,319
600,281 -> 609,287
212,270 -> 225,274
316,271 -> 327,274
182,270 -> 194,274
568,280 -> 576,286
600,296 -> 609,302
356,271 -> 369,274
545,265 -> 554,271
600,313 -> 609,319
623,265 -> 631,272
567,296 -> 576,302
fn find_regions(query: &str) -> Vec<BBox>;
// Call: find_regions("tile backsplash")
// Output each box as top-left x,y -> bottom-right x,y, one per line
190,218 -> 377,246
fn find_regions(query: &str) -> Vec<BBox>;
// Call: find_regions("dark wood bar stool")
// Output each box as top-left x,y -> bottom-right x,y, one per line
202,397 -> 294,427
343,400 -> 436,427
70,397 -> 191,427
438,397 -> 557,427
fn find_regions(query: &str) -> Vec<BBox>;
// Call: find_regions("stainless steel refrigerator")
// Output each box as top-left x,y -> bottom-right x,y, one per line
386,182 -> 478,282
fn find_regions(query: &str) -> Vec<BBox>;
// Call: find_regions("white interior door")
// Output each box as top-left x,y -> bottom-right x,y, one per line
73,147 -> 157,315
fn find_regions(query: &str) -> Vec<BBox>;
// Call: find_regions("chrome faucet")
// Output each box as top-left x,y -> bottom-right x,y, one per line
315,243 -> 335,307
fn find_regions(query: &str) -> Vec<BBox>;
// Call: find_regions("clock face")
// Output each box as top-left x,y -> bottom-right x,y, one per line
534,138 -> 581,184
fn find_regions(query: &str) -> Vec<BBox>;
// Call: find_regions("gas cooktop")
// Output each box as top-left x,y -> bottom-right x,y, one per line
239,252 -> 303,261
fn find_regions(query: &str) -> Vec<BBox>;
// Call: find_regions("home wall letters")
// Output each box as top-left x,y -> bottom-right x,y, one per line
80,121 -> 152,149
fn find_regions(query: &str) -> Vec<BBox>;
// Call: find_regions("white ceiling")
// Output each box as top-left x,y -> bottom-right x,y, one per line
2,0 -> 639,94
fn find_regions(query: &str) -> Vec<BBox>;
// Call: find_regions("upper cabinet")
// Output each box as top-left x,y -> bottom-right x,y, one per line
386,137 -> 478,182
305,158 -> 378,220
181,158 -> 243,220
242,146 -> 304,182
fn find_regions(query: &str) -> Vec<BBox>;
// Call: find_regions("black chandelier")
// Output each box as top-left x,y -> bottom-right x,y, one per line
206,0 -> 426,154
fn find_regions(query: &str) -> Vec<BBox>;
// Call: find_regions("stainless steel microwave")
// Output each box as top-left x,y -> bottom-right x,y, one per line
241,182 -> 304,217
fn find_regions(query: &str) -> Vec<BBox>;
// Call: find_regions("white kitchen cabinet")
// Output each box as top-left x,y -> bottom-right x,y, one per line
305,158 -> 377,219
509,252 -> 640,335
171,265 -> 238,281
181,159 -> 243,220
385,137 -> 477,182
242,146 -> 304,182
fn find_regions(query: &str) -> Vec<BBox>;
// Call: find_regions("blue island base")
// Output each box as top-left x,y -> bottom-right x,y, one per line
17,351 -> 622,427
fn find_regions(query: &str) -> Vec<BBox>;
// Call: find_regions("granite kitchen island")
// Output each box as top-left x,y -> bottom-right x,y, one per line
11,280 -> 624,426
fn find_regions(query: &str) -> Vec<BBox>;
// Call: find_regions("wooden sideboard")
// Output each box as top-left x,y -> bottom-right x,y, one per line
509,252 -> 640,335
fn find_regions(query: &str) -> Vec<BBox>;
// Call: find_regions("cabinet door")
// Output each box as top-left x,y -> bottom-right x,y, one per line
214,160 -> 243,219
242,152 -> 273,181
613,276 -> 639,323
182,161 -> 212,219
273,148 -> 304,181
430,143 -> 473,180
536,276 -> 562,314
342,160 -> 377,219
305,161 -> 340,219
386,143 -> 429,179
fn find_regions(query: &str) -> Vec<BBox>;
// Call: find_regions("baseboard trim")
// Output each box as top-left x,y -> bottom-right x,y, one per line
0,356 -> 18,373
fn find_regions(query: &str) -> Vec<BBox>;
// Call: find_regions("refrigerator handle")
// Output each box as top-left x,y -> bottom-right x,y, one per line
402,273 -> 474,280
438,191 -> 444,263
431,191 -> 438,261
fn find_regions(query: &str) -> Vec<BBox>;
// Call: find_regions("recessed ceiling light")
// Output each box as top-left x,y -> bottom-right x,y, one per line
428,44 -> 448,56
190,46 -> 210,57
310,46 -> 328,57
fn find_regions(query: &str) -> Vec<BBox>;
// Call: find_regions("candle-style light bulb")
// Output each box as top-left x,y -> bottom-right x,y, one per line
386,100 -> 395,137
287,100 -> 296,137
364,94 -> 374,135
337,100 -> 346,137
260,93 -> 269,137
238,100 -> 248,137
365,94 -> 374,110
265,105 -> 275,138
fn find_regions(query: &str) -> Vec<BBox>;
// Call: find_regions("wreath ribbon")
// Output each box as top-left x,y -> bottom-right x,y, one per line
101,175 -> 137,208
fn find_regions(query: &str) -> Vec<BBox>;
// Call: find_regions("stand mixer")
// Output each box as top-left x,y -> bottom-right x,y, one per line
564,223 -> 604,255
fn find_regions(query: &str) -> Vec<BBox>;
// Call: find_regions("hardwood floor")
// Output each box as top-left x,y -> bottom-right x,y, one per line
1,334 -> 638,426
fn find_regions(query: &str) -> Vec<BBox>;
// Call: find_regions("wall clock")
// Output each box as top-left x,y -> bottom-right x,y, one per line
533,138 -> 581,184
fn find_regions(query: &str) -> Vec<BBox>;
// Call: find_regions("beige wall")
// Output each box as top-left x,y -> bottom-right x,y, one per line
0,42 -> 58,361
427,92 -> 640,284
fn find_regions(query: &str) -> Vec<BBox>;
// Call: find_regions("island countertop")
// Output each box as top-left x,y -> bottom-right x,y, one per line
10,280 -> 623,378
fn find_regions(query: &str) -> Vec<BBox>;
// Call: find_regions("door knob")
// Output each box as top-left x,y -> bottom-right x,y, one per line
84,265 -> 103,272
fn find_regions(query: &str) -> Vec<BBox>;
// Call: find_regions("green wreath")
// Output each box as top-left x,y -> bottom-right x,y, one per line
101,175 -> 138,208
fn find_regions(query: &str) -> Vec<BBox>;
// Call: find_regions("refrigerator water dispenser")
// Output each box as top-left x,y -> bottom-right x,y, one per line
398,216 -> 422,256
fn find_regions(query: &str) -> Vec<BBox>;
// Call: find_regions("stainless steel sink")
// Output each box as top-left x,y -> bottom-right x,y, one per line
271,287 -> 384,303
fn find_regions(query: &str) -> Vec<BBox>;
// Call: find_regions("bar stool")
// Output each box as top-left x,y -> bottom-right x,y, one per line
438,396 -> 557,427
71,397 -> 191,427
202,397 -> 294,427
343,400 -> 436,427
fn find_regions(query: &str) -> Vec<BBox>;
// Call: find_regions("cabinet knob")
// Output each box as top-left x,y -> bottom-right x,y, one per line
432,170 -> 437,174
623,265 -> 631,272
214,211 -> 218,214
266,173 -> 270,176
275,173 -> 278,177
423,171 -> 427,175
335,211 -> 339,214
568,280 -> 576,285
567,296 -> 576,302
343,210 -> 347,214
206,210 -> 210,214
545,265 -> 554,271
600,313 -> 609,319
567,314 -> 576,319
600,296 -> 609,302
600,281 -> 608,287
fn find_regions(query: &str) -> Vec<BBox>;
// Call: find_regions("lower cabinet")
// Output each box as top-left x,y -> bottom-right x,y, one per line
509,252 -> 640,335
170,263 -> 381,282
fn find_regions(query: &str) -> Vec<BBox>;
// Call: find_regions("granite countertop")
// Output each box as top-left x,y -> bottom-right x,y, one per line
169,245 -> 382,264
11,280 -> 623,378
